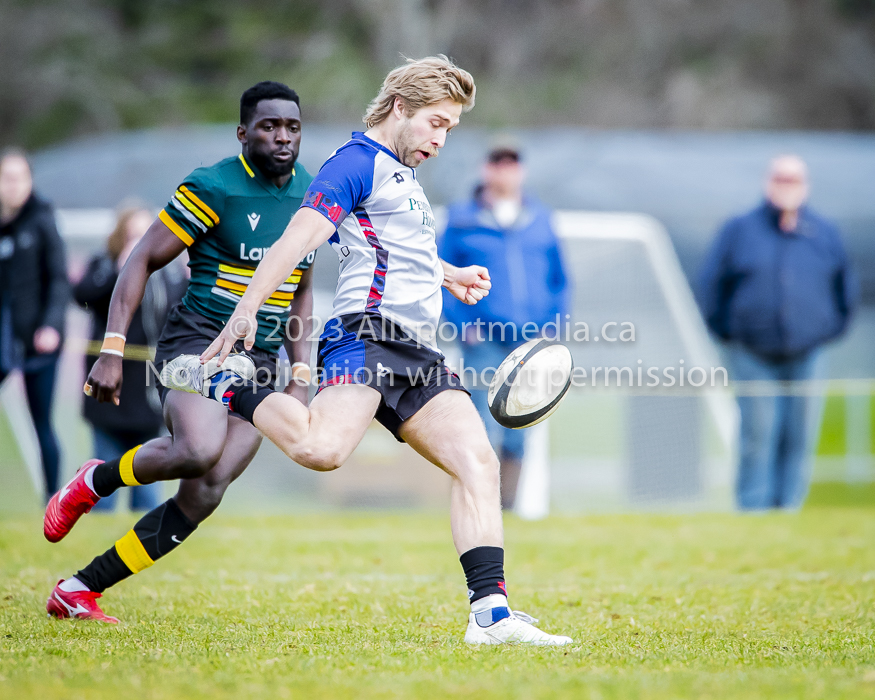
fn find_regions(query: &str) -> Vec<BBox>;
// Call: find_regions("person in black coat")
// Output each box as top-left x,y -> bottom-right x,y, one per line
0,148 -> 70,500
74,203 -> 187,511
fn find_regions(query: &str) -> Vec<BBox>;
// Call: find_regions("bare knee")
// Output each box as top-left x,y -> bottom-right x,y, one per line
171,440 -> 223,479
456,448 -> 501,490
295,444 -> 345,472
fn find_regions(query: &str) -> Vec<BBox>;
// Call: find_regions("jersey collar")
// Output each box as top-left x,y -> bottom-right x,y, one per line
238,153 -> 297,200
351,131 -> 406,166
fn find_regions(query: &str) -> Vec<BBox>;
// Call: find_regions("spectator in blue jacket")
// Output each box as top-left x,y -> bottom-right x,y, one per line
440,143 -> 569,509
699,155 -> 856,511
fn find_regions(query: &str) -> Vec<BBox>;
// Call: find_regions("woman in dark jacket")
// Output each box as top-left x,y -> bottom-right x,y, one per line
0,149 -> 69,500
74,202 -> 187,511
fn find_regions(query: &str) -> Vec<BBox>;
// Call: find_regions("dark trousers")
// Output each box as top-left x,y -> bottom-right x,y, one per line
1,354 -> 62,499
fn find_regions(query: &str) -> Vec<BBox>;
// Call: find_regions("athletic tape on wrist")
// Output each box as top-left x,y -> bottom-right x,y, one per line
100,332 -> 126,357
291,362 -> 311,385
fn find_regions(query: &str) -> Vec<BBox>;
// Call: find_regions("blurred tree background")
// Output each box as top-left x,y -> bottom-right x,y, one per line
2,0 -> 874,150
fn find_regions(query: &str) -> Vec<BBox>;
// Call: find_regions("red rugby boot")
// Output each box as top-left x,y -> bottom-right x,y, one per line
44,459 -> 103,543
46,580 -> 118,624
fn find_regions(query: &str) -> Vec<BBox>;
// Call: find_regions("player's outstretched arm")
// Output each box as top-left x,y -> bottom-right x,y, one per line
201,207 -> 335,365
87,219 -> 187,405
441,259 -> 491,305
283,263 -> 315,404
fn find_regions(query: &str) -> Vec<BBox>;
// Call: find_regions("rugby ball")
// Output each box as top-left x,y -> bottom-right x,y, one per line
487,339 -> 574,429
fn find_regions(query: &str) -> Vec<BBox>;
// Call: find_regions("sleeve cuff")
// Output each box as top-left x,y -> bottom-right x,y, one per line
302,192 -> 348,226
159,209 -> 195,246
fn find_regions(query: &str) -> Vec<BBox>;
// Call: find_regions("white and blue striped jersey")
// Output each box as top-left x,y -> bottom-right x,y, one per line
302,132 -> 442,348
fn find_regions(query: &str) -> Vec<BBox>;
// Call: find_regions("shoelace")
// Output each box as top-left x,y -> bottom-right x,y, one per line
163,361 -> 199,391
181,360 -> 204,392
510,611 -> 539,625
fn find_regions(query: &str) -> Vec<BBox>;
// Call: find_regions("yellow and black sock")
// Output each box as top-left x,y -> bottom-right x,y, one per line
91,445 -> 143,497
75,498 -> 197,593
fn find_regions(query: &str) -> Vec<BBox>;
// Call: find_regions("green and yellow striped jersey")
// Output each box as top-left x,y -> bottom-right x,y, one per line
160,154 -> 314,353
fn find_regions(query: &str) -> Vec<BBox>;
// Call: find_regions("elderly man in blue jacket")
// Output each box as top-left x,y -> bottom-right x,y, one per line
699,155 -> 856,511
440,143 -> 569,509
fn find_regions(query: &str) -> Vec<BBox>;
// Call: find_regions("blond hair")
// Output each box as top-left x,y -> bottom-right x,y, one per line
107,200 -> 150,261
364,55 -> 476,128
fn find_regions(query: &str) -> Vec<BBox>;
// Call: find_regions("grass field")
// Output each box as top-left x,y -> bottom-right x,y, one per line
2,506 -> 875,699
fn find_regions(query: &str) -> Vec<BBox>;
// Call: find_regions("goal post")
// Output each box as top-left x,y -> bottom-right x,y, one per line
514,211 -> 739,516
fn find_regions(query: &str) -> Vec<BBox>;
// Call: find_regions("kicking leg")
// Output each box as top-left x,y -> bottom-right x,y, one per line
399,389 -> 572,646
234,383 -> 381,471
47,415 -> 262,622
173,334 -> 380,470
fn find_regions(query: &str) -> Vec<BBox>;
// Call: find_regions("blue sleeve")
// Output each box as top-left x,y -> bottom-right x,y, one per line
829,223 -> 858,336
441,289 -> 476,330
302,144 -> 375,227
438,219 -> 463,266
697,218 -> 738,340
545,221 -> 570,319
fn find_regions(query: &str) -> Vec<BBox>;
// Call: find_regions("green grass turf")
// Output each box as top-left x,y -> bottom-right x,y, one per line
2,511 -> 875,699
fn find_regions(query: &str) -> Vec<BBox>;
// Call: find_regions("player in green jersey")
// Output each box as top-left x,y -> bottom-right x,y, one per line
43,82 -> 314,623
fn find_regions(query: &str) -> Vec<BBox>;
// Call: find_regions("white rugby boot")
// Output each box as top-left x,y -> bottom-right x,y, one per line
464,601 -> 574,646
159,353 -> 255,401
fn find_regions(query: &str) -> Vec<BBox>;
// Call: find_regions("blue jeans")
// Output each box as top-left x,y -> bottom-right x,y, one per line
463,340 -> 526,460
90,428 -> 162,512
731,345 -> 825,511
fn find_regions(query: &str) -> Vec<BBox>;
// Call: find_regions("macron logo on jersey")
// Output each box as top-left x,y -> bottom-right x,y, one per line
377,362 -> 392,377
305,191 -> 346,223
247,213 -> 261,231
